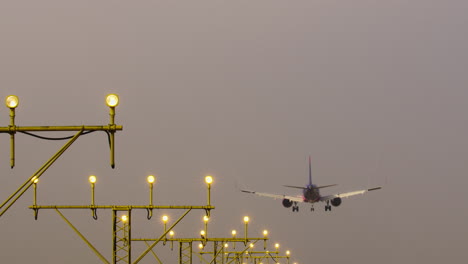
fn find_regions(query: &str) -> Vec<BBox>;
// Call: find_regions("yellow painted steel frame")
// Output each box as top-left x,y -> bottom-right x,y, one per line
0,123 -> 123,218
0,129 -> 83,218
55,208 -> 111,264
114,209 -> 131,263
179,241 -> 193,264
31,205 -> 212,264
135,237 -> 268,264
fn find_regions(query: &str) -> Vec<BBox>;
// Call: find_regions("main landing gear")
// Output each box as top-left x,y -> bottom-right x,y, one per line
325,200 -> 332,211
292,202 -> 299,212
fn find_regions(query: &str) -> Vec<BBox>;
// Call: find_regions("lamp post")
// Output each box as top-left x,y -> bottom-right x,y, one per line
162,215 -> 169,244
147,175 -> 155,206
200,230 -> 206,246
205,175 -> 213,208
203,215 -> 209,238
243,216 -> 249,245
105,94 -> 119,169
275,243 -> 280,262
162,215 -> 169,233
232,229 -> 237,249
32,177 -> 38,207
263,230 -> 268,250
89,175 -> 97,219
32,177 -> 39,219
89,175 -> 96,206
5,95 -> 19,168
169,230 -> 175,250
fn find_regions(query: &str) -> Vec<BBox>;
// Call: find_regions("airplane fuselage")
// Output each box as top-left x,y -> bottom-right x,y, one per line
303,184 -> 321,203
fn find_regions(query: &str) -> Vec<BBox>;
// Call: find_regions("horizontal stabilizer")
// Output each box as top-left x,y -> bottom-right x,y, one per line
283,185 -> 307,190
283,184 -> 337,190
315,184 -> 338,189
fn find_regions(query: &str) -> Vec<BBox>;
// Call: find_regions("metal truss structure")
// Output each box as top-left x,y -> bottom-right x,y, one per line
0,94 -> 297,264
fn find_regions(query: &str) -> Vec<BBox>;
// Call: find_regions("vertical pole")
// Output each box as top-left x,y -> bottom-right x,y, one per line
189,241 -> 193,264
179,241 -> 182,264
9,108 -> 15,168
109,107 -> 115,168
91,183 -> 95,206
149,183 -> 153,206
128,210 -> 132,263
213,241 -> 217,264
113,210 -> 117,264
33,182 -> 37,206
244,223 -> 248,245
207,184 -> 211,206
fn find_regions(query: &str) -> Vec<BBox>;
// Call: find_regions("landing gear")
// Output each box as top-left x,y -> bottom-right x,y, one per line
292,202 -> 299,212
310,206 -> 314,212
325,201 -> 332,211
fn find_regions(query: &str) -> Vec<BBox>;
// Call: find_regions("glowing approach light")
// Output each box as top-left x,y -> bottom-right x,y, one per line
106,94 -> 119,107
5,95 -> 19,109
89,175 -> 97,184
147,175 -> 155,184
162,215 -> 169,222
205,175 -> 213,184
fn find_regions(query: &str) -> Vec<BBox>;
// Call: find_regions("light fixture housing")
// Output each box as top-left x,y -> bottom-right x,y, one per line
5,95 -> 19,109
89,175 -> 97,184
106,94 -> 119,107
147,175 -> 155,184
205,175 -> 213,185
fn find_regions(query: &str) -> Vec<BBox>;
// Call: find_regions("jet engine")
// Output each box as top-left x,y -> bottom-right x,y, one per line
331,197 -> 342,207
282,199 -> 293,208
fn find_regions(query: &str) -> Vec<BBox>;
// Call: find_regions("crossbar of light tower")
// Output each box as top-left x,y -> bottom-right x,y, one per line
0,94 -> 123,218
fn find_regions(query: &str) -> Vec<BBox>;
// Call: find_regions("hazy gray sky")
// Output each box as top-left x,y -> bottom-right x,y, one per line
1,1 -> 467,263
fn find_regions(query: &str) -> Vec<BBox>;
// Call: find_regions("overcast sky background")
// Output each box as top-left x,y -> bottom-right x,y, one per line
1,1 -> 467,263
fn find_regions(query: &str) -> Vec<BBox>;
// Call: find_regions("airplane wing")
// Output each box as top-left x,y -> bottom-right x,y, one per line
320,187 -> 382,202
241,190 -> 304,203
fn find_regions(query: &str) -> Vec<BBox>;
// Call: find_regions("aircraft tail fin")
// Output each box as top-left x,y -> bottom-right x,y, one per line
308,156 -> 312,186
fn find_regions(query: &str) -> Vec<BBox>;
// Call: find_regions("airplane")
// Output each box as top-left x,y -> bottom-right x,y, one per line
241,156 -> 382,212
